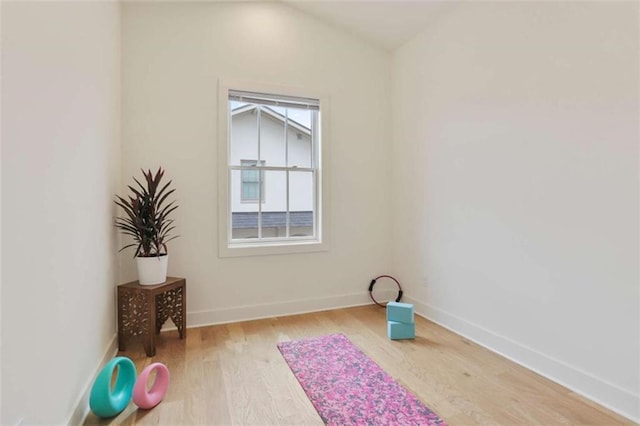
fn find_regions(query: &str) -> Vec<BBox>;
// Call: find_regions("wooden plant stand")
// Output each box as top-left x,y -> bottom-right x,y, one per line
117,277 -> 186,357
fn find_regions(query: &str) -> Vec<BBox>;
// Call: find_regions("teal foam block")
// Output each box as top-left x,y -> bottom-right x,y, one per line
387,320 -> 415,340
386,302 -> 414,324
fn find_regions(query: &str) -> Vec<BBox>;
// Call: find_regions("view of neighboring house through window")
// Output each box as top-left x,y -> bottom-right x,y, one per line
228,90 -> 320,244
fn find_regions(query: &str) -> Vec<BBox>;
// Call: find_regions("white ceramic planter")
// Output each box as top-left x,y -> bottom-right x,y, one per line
136,254 -> 169,285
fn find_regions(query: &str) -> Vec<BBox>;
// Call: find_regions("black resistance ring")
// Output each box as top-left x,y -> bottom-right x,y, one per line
368,275 -> 403,307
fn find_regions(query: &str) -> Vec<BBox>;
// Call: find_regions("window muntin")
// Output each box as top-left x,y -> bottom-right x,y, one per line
228,90 -> 320,246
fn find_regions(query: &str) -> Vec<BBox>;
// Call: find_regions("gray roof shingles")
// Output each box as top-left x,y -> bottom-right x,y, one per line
232,211 -> 313,229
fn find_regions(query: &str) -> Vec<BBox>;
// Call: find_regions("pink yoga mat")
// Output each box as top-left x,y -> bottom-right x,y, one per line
277,333 -> 446,426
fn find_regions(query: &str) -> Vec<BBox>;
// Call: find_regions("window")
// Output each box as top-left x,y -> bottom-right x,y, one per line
240,160 -> 265,202
218,81 -> 329,256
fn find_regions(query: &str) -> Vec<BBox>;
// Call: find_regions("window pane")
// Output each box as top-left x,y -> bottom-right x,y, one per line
231,170 -> 259,239
230,102 -> 258,166
261,170 -> 287,238
242,182 -> 259,200
240,160 -> 264,202
289,171 -> 314,237
242,169 -> 259,183
287,108 -> 312,168
260,106 -> 286,167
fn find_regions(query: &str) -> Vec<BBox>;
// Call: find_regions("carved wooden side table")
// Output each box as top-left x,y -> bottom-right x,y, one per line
117,277 -> 186,357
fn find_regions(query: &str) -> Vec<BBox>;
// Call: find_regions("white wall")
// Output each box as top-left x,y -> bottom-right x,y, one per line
1,2 -> 121,424
121,3 -> 391,323
391,1 -> 639,420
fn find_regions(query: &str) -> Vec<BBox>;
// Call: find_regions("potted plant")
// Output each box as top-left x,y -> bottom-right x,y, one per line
115,167 -> 178,285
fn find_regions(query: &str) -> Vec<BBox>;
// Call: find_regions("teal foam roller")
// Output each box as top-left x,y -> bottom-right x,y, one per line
388,320 -> 415,340
386,302 -> 414,324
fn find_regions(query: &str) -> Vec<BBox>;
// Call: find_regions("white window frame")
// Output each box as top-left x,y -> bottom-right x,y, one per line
218,79 -> 330,257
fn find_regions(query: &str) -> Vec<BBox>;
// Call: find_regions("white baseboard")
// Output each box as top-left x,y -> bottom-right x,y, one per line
186,290 -> 394,328
403,295 -> 640,423
68,334 -> 118,425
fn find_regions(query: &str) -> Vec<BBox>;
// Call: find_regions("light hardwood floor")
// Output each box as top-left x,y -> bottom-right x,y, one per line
85,305 -> 633,425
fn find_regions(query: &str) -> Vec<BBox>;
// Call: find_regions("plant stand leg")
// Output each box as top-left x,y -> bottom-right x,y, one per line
144,292 -> 157,357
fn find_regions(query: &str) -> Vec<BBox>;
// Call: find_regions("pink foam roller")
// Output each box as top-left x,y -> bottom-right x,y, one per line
132,362 -> 170,409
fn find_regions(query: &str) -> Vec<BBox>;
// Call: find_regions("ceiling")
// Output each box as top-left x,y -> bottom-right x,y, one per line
281,1 -> 460,51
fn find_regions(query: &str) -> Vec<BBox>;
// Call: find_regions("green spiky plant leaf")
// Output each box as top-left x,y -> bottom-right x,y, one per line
114,167 -> 179,257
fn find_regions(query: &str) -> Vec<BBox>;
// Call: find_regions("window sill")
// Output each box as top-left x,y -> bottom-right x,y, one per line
219,239 -> 328,258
